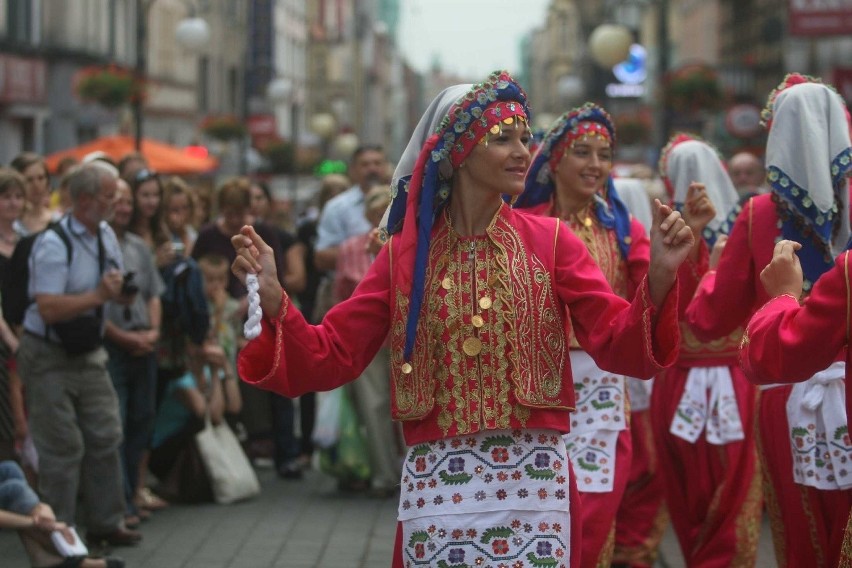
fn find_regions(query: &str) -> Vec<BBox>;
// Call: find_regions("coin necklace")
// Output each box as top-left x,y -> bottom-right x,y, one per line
461,238 -> 489,358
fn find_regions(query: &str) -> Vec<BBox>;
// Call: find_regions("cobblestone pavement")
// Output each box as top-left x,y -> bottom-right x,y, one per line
0,466 -> 775,567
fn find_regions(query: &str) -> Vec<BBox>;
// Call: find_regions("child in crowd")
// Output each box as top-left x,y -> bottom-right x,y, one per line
162,177 -> 198,258
197,254 -> 242,384
148,255 -> 242,503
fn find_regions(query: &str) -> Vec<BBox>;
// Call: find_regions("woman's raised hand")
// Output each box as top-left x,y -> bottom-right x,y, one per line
231,225 -> 284,317
760,239 -> 803,300
648,199 -> 695,308
683,182 -> 716,235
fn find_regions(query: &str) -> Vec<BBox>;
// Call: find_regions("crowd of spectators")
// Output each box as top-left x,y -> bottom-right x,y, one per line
0,148 -> 375,566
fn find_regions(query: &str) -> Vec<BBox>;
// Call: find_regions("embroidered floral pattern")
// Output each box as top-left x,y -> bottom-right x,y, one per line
564,351 -> 626,492
787,366 -> 852,490
400,429 -> 568,519
403,511 -> 568,567
400,430 -> 571,565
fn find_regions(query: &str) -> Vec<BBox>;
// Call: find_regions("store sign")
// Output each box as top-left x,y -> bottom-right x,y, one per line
0,55 -> 46,104
725,104 -> 763,138
607,44 -> 647,99
247,114 -> 278,147
789,0 -> 852,36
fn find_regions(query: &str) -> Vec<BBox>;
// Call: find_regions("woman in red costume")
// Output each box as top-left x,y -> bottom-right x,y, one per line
684,75 -> 852,568
741,240 -> 852,567
514,104 -> 665,567
654,134 -> 762,567
230,71 -> 694,568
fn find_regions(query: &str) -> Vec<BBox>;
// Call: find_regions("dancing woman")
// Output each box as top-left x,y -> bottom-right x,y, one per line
231,72 -> 693,567
515,104 -> 665,567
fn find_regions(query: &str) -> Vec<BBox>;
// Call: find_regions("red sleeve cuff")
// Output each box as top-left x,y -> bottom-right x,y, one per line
237,293 -> 291,390
638,275 -> 680,371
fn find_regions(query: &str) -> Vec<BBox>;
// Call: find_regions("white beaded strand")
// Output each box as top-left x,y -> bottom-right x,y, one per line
244,273 -> 262,340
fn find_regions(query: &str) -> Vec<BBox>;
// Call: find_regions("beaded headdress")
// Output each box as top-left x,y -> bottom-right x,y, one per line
515,103 -> 632,258
383,71 -> 531,362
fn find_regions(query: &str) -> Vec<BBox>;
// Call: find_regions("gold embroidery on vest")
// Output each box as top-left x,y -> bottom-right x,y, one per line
391,212 -> 570,433
492,220 -> 566,407
563,211 -> 627,348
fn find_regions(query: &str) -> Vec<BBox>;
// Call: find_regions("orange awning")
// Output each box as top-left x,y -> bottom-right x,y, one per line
45,135 -> 218,175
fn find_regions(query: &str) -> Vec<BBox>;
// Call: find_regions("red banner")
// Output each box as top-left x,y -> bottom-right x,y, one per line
789,0 -> 852,36
0,54 -> 46,104
833,68 -> 852,105
247,114 -> 278,148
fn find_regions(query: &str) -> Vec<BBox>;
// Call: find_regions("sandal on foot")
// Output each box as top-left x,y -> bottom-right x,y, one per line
133,487 -> 168,511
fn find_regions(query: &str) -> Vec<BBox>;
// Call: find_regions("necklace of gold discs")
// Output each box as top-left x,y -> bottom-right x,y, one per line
442,234 -> 491,359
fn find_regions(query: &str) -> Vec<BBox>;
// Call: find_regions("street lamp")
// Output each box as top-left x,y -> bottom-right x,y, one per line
333,132 -> 359,160
133,0 -> 211,150
310,112 -> 337,161
175,17 -> 211,51
588,24 -> 633,68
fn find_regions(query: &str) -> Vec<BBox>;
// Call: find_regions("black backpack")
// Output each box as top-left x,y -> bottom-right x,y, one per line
2,222 -> 72,327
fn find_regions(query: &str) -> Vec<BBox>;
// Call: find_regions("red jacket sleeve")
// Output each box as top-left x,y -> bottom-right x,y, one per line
554,224 -> 680,379
236,244 -> 392,397
626,217 -> 650,302
685,198 -> 757,341
741,251 -> 850,385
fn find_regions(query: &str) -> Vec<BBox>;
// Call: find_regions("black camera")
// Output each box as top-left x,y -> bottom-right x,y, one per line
121,271 -> 139,296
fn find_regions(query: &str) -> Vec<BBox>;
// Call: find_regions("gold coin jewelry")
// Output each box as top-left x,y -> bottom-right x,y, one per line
462,336 -> 483,357
447,211 -> 492,361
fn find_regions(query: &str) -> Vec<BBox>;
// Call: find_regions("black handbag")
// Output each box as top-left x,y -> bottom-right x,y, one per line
51,315 -> 103,355
51,225 -> 106,356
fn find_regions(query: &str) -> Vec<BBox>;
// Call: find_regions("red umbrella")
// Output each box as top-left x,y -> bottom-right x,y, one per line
45,135 -> 218,175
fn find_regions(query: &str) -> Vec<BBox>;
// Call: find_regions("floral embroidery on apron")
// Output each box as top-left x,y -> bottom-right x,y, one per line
399,429 -> 571,567
787,362 -> 851,490
564,351 -> 627,492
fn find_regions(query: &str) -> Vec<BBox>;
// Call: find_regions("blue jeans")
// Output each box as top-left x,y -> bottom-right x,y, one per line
105,342 -> 158,510
0,460 -> 39,515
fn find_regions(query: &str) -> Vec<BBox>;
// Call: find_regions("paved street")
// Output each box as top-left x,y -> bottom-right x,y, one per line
1,464 -> 777,567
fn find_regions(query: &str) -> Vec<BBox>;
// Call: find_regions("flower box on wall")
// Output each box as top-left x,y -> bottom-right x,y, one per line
201,115 -> 247,141
663,63 -> 726,115
76,65 -> 146,109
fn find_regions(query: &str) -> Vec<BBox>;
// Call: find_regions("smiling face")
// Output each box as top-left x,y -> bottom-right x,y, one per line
461,120 -> 532,197
134,179 -> 161,221
554,134 -> 613,205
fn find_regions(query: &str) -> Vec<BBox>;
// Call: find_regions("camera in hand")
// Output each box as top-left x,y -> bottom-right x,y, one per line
122,271 -> 139,296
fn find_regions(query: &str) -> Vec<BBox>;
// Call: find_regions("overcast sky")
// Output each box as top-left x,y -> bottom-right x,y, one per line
397,0 -> 551,80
